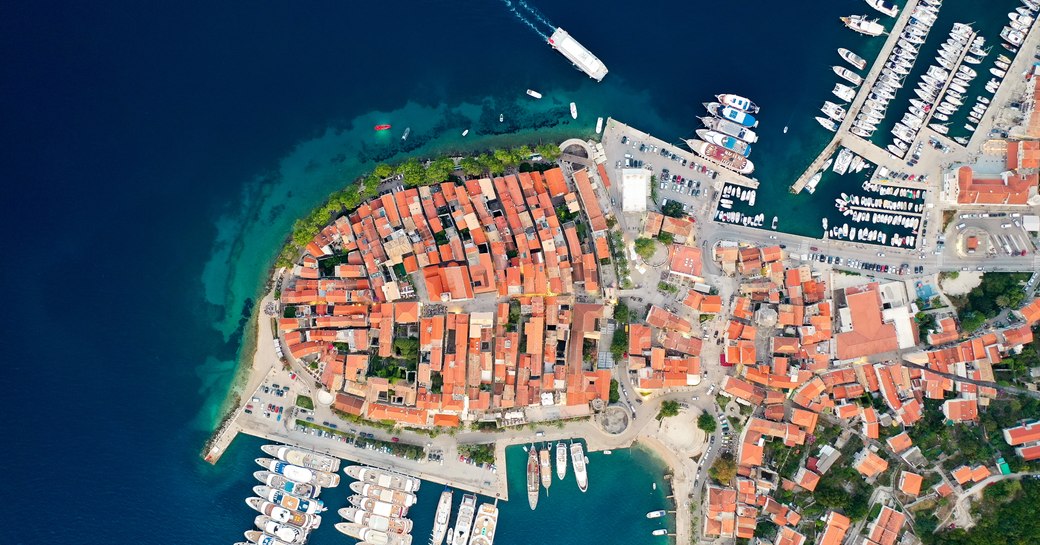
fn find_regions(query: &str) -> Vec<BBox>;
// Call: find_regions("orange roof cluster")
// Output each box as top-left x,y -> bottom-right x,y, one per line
853,448 -> 889,479
956,146 -> 1038,205
1016,298 -> 1040,326
668,244 -> 703,278
1003,420 -> 1040,461
835,283 -> 899,360
866,506 -> 906,545
703,485 -> 739,538
276,169 -> 625,427
818,512 -> 851,545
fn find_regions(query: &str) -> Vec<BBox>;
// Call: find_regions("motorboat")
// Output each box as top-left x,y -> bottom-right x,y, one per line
839,48 -> 869,70
834,65 -> 864,85
866,0 -> 899,17
929,123 -> 949,134
958,65 -> 978,78
932,112 -> 949,121
816,116 -> 839,132
991,67 -> 1007,78
949,82 -> 968,94
833,83 -> 857,101
841,14 -> 887,36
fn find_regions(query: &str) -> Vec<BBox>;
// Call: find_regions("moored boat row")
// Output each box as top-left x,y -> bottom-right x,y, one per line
340,465 -> 424,545
240,445 -> 342,545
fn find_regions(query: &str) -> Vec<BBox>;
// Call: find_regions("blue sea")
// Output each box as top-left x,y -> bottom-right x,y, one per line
2,1 -> 1012,543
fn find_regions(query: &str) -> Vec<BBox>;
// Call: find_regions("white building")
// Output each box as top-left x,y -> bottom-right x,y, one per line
620,168 -> 650,212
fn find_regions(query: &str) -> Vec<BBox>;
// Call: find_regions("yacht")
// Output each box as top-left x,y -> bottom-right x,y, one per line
571,442 -> 589,493
932,112 -> 949,121
834,65 -> 864,85
929,123 -> 949,134
841,14 -> 886,36
839,48 -> 868,70
833,83 -> 856,101
556,441 -> 567,480
570,102 -> 577,119
338,508 -> 413,534
816,116 -> 839,132
526,89 -> 543,99
451,494 -> 477,545
717,93 -> 760,113
866,0 -> 899,17
430,488 -> 454,545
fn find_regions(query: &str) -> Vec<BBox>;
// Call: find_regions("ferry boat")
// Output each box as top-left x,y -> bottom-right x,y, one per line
254,485 -> 325,514
696,129 -> 751,156
555,441 -> 567,480
253,516 -> 307,545
246,497 -> 321,530
595,117 -> 603,134
254,471 -> 319,499
571,442 -> 588,492
539,447 -> 552,490
347,494 -> 408,519
838,48 -> 868,70
256,458 -> 340,488
526,89 -> 542,99
699,116 -> 759,143
685,139 -> 755,174
833,66 -> 863,85
548,28 -> 608,81
338,508 -> 413,534
345,465 -> 421,493
705,102 -> 758,127
374,124 -> 391,131
841,15 -> 886,36
866,0 -> 899,17
716,93 -> 760,113
350,482 -> 417,507
468,503 -> 499,545
647,510 -> 667,519
430,488 -> 454,545
336,522 -> 413,545
262,445 -> 340,473
526,447 -> 540,509
570,102 -> 578,119
245,530 -> 291,545
451,494 -> 477,545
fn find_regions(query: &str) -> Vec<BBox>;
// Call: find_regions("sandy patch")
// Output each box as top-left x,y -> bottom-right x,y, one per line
657,408 -> 706,455
940,272 -> 983,296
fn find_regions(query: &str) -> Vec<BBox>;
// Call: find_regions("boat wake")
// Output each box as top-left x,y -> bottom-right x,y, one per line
500,0 -> 551,40
518,0 -> 555,31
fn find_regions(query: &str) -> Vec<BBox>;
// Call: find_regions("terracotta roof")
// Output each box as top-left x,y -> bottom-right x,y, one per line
835,283 -> 899,360
886,431 -> 913,453
1003,420 -> 1040,446
854,449 -> 889,478
956,165 -> 1035,205
898,471 -> 923,496
867,506 -> 905,545
668,244 -> 703,278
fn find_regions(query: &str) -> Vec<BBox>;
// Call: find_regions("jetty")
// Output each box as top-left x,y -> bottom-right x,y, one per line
790,0 -> 923,192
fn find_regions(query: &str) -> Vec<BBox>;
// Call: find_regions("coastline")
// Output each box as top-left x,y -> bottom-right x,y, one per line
635,435 -> 697,544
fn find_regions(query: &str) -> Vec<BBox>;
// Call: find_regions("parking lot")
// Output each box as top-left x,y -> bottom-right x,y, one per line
954,211 -> 1037,258
601,121 -> 726,221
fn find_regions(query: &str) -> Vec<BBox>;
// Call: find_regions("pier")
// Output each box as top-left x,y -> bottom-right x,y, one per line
901,29 -> 979,156
790,0 -> 924,192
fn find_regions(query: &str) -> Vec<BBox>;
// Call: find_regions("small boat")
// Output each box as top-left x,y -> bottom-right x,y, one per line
647,510 -> 667,519
834,65 -> 864,85
716,93 -> 760,113
772,216 -> 779,228
990,67 -> 1006,78
596,117 -> 603,134
462,129 -> 470,136
499,114 -> 504,123
375,124 -> 392,131
783,126 -> 788,133
570,102 -> 578,119
526,89 -> 542,99
652,530 -> 668,536
839,47 -> 868,69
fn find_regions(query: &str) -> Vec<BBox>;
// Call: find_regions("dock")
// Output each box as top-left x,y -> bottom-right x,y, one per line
790,0 -> 924,192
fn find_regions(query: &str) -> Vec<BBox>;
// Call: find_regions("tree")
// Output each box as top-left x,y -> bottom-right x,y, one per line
536,143 -> 561,161
459,157 -> 483,177
658,400 -> 680,420
657,231 -> 674,245
609,379 -> 620,403
373,163 -> 393,178
423,157 -> 454,186
634,237 -> 657,261
698,412 -> 717,433
397,158 -> 424,187
662,201 -> 684,218
709,453 -> 737,484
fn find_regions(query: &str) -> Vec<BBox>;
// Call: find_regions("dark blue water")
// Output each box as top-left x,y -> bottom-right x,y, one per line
1,1 -> 1006,543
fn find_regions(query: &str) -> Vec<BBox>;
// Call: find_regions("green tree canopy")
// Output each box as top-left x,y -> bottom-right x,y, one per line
658,400 -> 680,420
634,237 -> 657,261
662,201 -> 684,218
698,412 -> 717,433
709,453 -> 737,484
